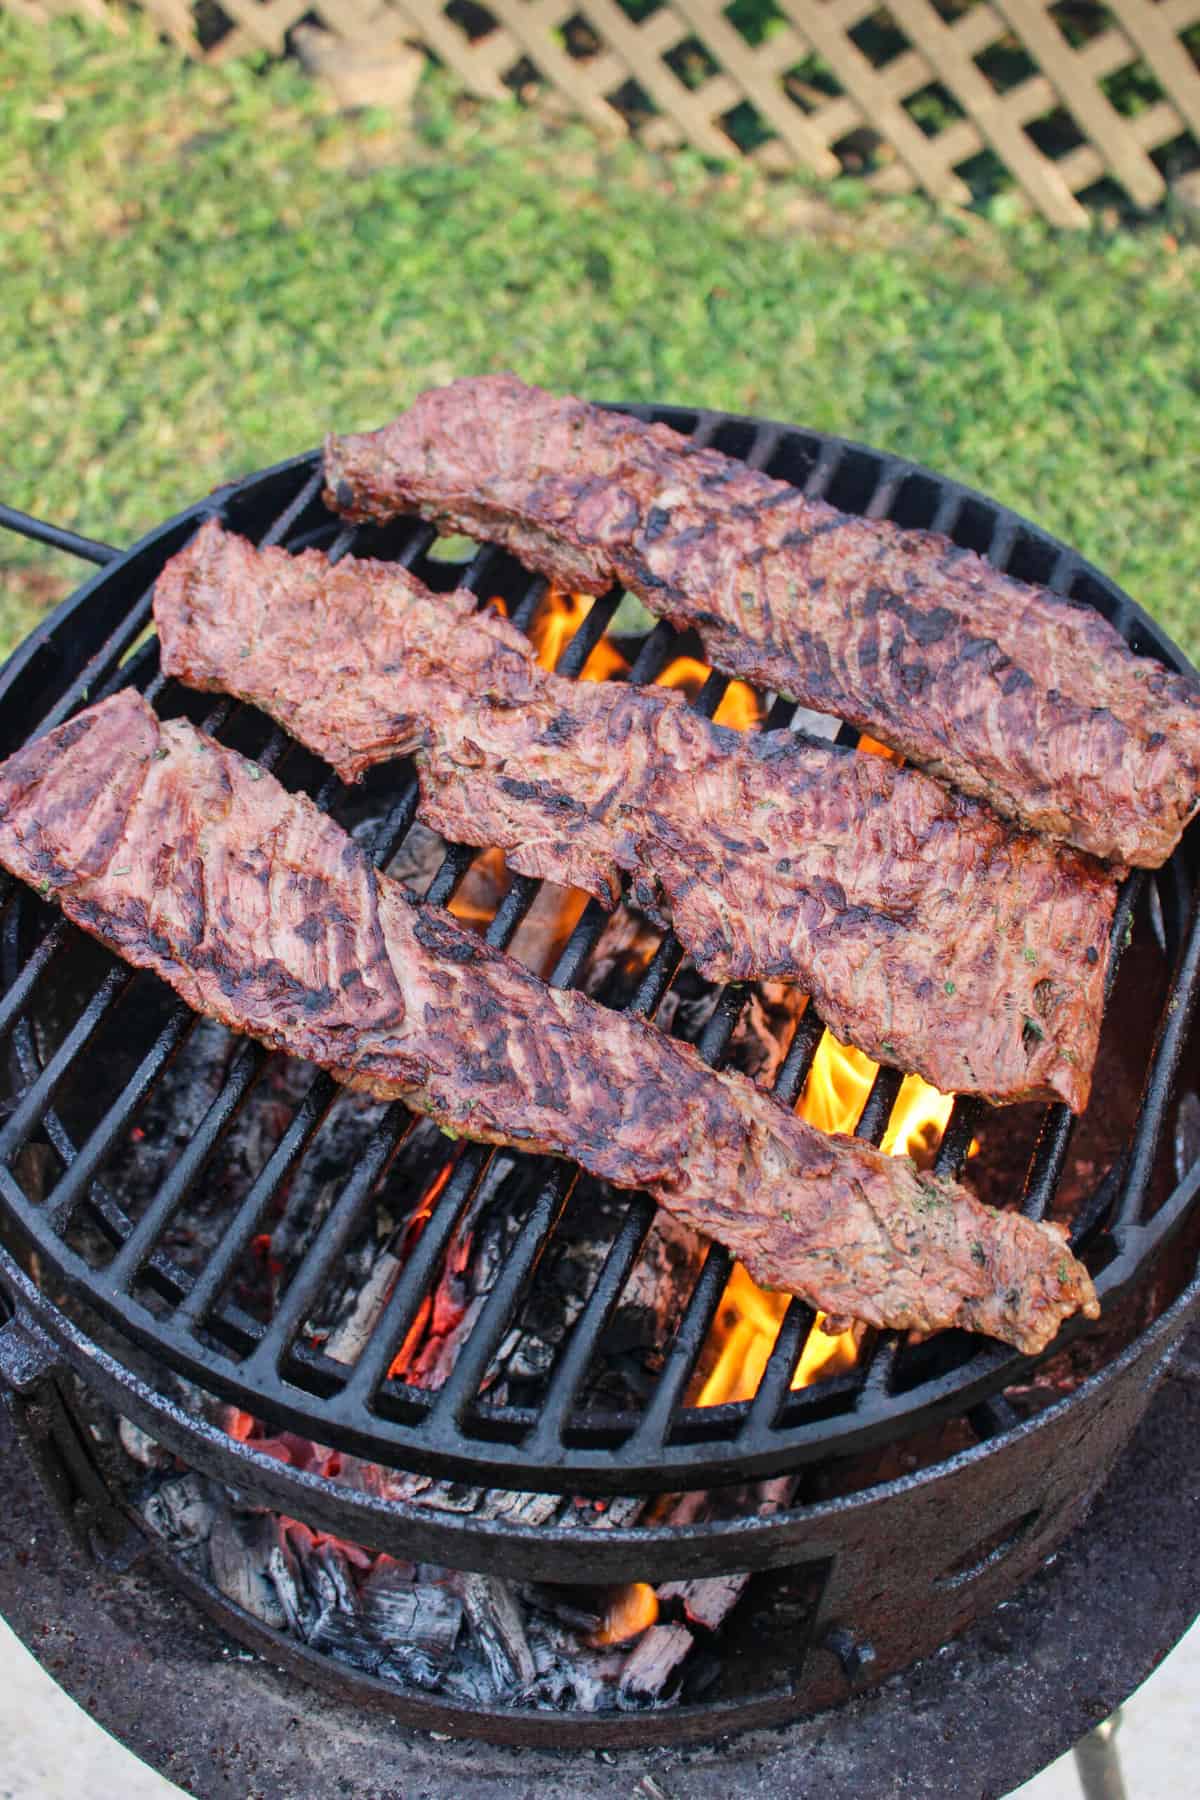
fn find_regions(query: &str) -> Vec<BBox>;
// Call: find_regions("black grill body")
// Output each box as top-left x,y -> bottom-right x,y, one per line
0,406 -> 1198,1743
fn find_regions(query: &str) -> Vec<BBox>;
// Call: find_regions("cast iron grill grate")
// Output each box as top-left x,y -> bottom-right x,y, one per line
0,404 -> 1197,1496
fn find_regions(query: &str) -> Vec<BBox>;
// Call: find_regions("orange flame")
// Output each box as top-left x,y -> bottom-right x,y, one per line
448,846 -> 510,931
693,1025 -> 955,1408
530,587 -> 629,683
387,1160 -> 457,1381
593,1582 -> 659,1645
655,655 -> 763,731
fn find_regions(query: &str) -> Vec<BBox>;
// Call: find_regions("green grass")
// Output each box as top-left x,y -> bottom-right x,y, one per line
2,15 -> 1198,663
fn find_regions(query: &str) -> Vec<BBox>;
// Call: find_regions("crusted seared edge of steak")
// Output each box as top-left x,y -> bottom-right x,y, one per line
0,691 -> 1099,1353
155,520 -> 1118,1110
324,374 -> 1200,870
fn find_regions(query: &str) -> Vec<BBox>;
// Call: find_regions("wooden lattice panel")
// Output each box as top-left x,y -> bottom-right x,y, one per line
14,0 -> 1200,221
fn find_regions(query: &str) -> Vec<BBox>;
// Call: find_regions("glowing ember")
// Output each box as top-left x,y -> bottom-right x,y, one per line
593,1581 -> 660,1645
388,1159 -> 458,1382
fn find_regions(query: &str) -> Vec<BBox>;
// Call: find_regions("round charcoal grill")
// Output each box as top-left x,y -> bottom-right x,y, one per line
0,403 -> 1198,1529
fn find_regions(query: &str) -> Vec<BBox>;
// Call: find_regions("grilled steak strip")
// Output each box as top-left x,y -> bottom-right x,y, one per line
0,691 -> 1098,1353
156,519 -> 1117,1111
325,375 -> 1200,870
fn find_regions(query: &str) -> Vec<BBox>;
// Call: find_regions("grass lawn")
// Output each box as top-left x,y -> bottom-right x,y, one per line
2,16 -> 1197,663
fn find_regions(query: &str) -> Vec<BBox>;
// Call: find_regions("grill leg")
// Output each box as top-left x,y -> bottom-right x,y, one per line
1073,1710 -> 1126,1800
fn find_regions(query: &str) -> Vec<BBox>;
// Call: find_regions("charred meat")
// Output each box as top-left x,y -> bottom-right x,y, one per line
325,375 -> 1200,869
155,519 -> 1118,1110
0,691 -> 1098,1353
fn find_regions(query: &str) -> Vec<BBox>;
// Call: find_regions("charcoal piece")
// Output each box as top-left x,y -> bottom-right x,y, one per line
363,1567 -> 463,1680
118,1416 -> 171,1469
208,1511 -> 289,1630
267,1533 -> 307,1636
617,1623 -> 695,1708
657,1572 -> 749,1632
325,1250 -> 402,1366
309,1606 -> 387,1674
141,1474 -> 217,1549
457,1572 -> 537,1691
314,1539 -> 360,1617
554,1494 -> 649,1531
520,1585 -> 604,1635
270,1522 -> 358,1645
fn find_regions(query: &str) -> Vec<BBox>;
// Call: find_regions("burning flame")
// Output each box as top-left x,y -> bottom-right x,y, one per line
594,1582 -> 660,1645
530,587 -> 628,682
530,587 -> 763,731
693,1026 -> 955,1408
387,1159 -> 459,1382
447,846 -> 510,932
654,654 -> 762,731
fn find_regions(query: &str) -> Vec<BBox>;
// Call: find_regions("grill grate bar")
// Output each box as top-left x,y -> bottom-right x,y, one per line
987,512 -> 1020,568
485,872 -> 541,948
0,965 -> 131,1169
745,1294 -> 819,1434
242,1102 -> 413,1382
626,619 -> 680,686
1115,889 -> 1200,1235
103,1039 -> 268,1294
773,1005 -> 827,1108
934,1097 -> 983,1178
424,844 -> 478,910
931,491 -> 964,535
856,1065 -> 905,1144
0,414 -> 1186,1493
1019,1105 -> 1076,1224
504,574 -> 550,633
546,897 -> 613,992
46,1002 -> 194,1234
1021,872 -> 1143,1222
369,783 -> 423,873
523,1193 -> 659,1455
865,461 -> 911,522
336,1142 -> 496,1409
175,1073 -> 340,1332
456,543 -> 507,598
803,441 -> 845,501
260,467 -> 328,550
0,916 -> 67,1042
625,1243 -> 734,1452
627,930 -> 686,1018
696,982 -> 752,1063
429,1164 -> 576,1431
554,588 -> 623,679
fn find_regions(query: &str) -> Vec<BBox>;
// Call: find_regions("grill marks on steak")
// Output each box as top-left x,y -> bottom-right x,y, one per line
0,691 -> 1098,1354
324,375 -> 1200,870
154,520 -> 1117,1111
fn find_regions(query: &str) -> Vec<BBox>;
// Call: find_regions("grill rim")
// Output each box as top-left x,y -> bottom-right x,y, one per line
3,1233 -> 1197,1585
0,407 -> 1197,1498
